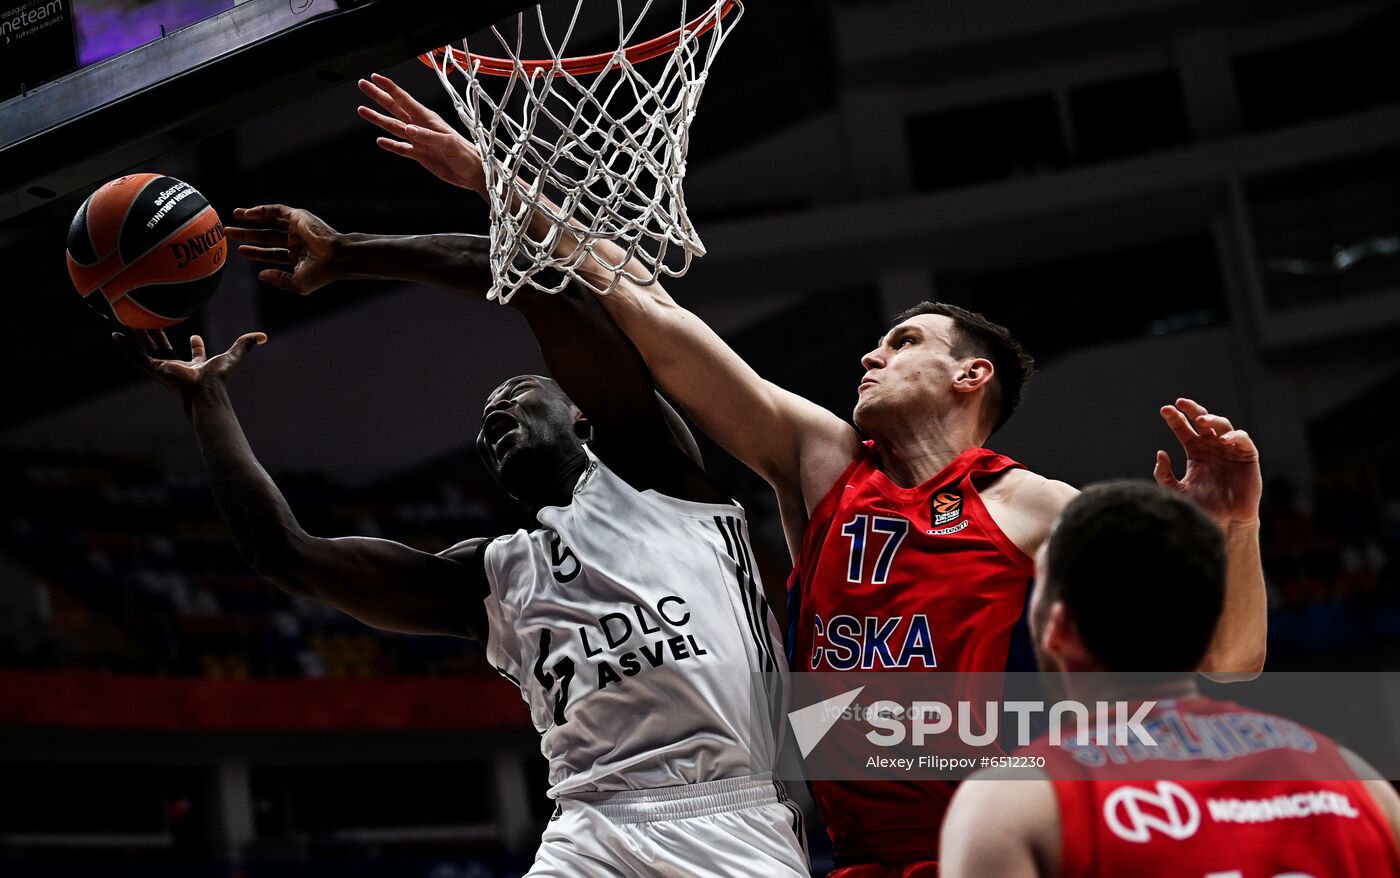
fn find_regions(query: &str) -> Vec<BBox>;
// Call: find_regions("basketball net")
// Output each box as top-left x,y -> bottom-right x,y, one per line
424,1 -> 742,302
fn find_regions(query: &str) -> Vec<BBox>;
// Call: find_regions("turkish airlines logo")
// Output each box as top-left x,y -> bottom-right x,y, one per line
1104,782 -> 1201,843
931,491 -> 962,526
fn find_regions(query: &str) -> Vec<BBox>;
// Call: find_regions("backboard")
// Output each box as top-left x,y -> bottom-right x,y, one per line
0,0 -> 534,222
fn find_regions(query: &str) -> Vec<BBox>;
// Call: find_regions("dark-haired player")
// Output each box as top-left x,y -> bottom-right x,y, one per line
355,71 -> 1269,873
117,216 -> 808,876
941,482 -> 1400,878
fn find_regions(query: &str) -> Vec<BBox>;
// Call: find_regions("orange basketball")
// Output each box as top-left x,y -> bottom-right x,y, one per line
65,174 -> 226,330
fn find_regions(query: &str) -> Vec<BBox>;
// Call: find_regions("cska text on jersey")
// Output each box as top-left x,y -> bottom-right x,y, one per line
810,613 -> 938,670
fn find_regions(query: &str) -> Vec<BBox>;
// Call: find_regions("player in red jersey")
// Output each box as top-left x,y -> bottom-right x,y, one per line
941,481 -> 1400,878
354,73 -> 1270,872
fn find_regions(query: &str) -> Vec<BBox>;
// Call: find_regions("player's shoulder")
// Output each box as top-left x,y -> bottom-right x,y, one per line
448,529 -> 543,563
942,768 -> 1058,877
790,414 -> 863,490
977,470 -> 1078,558
988,468 -> 1078,516
434,537 -> 494,603
438,536 -> 493,562
1342,747 -> 1400,847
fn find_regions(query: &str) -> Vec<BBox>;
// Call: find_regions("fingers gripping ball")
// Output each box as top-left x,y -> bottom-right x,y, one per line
66,174 -> 226,329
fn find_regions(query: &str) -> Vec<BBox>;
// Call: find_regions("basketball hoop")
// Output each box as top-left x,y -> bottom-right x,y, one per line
422,1 -> 742,302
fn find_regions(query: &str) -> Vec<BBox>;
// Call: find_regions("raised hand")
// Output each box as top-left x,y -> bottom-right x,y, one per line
115,332 -> 267,406
1154,398 -> 1262,528
357,73 -> 487,196
226,205 -> 341,295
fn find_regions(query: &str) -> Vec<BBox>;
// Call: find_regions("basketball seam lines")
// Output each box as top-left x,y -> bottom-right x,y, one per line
97,205 -> 222,303
111,267 -> 224,289
71,175 -> 210,292
114,175 -> 163,260
72,196 -> 98,266
116,296 -> 169,322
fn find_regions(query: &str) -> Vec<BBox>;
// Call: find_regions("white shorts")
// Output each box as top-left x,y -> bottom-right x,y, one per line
526,773 -> 811,877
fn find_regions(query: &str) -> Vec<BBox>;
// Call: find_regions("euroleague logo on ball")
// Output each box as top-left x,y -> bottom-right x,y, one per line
172,223 -> 226,269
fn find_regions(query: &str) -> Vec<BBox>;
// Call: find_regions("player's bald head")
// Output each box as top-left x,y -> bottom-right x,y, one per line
485,374 -> 569,407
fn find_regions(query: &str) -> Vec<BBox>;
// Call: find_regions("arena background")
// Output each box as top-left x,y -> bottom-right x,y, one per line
4,0 -> 1400,875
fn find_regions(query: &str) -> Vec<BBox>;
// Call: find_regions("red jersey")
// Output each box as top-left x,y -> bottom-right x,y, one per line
1026,696 -> 1400,878
787,443 -> 1035,864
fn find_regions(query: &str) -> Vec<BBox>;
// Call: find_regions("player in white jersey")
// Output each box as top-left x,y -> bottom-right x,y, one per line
118,209 -> 808,877
482,439 -> 785,797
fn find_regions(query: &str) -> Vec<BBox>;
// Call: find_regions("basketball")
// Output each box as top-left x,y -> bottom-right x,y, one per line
65,173 -> 226,330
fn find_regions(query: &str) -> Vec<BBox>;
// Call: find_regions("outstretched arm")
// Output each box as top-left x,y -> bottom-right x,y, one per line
588,276 -> 861,494
225,205 -> 711,499
356,73 -> 862,547
226,205 -> 493,298
115,333 -> 489,639
1156,398 -> 1267,678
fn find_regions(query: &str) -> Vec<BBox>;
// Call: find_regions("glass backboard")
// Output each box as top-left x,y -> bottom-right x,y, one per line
0,0 -> 534,222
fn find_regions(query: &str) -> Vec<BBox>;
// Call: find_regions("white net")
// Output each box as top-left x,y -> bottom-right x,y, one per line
429,0 -> 742,302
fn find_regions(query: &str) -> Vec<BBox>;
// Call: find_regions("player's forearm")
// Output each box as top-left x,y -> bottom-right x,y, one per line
1200,519 -> 1267,679
483,189 -> 708,403
329,232 -> 494,298
486,177 -> 653,286
592,283 -> 802,483
589,276 -> 690,372
479,176 -> 811,483
187,380 -> 315,590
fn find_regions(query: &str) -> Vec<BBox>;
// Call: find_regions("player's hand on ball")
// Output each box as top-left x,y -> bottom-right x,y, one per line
115,332 -> 267,404
1154,398 -> 1262,529
226,205 -> 340,295
357,73 -> 487,196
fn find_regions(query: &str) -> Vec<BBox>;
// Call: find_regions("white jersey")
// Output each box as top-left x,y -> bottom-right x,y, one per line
482,446 -> 787,799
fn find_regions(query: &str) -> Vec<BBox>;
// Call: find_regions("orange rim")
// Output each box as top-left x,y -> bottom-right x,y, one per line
419,1 -> 737,77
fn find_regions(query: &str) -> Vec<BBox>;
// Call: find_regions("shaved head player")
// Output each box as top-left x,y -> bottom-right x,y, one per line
119,214 -> 809,877
356,71 -> 1269,874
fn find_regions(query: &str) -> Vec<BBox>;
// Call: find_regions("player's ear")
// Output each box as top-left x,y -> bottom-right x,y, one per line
1042,601 -> 1093,668
953,357 -> 995,394
573,412 -> 593,442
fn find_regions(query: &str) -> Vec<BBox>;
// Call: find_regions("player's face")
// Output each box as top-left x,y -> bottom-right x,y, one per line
477,375 -> 583,484
853,315 -> 963,431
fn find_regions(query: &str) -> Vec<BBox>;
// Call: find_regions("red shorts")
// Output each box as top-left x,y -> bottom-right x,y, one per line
827,862 -> 939,878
